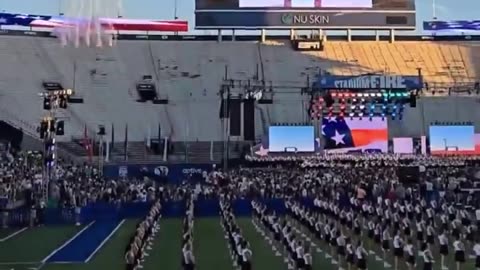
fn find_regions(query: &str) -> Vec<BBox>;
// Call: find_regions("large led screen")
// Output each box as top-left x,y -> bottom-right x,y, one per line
195,0 -> 415,29
429,126 -> 475,155
198,0 -> 413,9
393,137 -> 414,154
322,117 -> 388,153
269,126 -> 315,152
239,0 -> 373,8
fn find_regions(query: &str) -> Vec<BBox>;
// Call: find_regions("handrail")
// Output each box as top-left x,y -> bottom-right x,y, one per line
0,108 -> 38,137
147,40 -> 174,138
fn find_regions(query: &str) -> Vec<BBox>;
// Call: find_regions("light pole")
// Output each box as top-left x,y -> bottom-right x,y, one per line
39,89 -> 73,202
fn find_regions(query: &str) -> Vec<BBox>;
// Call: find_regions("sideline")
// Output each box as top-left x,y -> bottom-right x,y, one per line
0,227 -> 28,242
84,219 -> 126,263
41,221 -> 95,263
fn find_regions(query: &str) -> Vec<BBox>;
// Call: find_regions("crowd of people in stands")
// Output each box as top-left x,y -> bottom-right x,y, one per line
0,148 -> 184,211
2,145 -> 480,270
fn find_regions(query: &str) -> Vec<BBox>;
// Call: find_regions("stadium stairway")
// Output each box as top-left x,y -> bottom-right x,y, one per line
45,220 -> 123,263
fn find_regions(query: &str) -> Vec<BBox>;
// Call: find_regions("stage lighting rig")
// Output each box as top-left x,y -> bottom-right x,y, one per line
38,88 -> 74,201
309,89 -> 415,121
40,89 -> 74,110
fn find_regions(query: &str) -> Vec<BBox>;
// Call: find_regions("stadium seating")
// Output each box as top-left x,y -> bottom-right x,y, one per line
1,36 -> 480,142
319,41 -> 480,85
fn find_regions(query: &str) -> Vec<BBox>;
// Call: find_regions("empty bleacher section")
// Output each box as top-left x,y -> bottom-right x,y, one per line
1,35 -> 480,154
319,41 -> 480,88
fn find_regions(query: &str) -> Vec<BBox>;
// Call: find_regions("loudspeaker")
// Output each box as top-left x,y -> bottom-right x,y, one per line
56,121 -> 65,136
98,125 -> 106,136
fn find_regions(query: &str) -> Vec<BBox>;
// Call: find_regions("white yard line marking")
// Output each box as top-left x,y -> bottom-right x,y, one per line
84,220 -> 125,263
41,221 -> 95,263
251,219 -> 290,266
0,227 -> 28,242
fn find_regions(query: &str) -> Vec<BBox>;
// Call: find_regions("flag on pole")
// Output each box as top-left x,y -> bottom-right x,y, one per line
111,123 -> 115,152
124,124 -> 128,161
146,125 -> 151,148
157,123 -> 162,153
105,134 -> 110,162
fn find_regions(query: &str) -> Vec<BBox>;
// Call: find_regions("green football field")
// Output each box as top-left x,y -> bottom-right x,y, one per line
0,218 -> 476,270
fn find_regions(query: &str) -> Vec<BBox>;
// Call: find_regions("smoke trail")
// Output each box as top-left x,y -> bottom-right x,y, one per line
55,0 -> 123,48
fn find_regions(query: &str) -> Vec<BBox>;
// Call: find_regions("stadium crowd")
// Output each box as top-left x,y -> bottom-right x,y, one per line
215,155 -> 480,270
2,146 -> 480,270
0,149 -> 180,210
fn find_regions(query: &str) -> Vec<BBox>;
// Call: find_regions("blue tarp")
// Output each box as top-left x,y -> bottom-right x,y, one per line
1,198 -> 303,227
46,220 -> 121,263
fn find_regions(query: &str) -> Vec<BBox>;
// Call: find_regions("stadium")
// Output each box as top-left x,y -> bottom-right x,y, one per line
0,0 -> 479,270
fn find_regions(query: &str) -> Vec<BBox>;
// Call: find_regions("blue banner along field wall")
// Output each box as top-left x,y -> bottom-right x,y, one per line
103,163 -> 216,184
1,199 -> 292,227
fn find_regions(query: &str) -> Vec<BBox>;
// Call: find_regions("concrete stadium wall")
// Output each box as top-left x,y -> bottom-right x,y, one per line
389,96 -> 480,138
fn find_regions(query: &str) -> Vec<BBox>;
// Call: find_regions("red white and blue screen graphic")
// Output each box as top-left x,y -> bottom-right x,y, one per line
239,0 -> 373,8
322,117 -> 388,153
269,126 -> 315,152
429,125 -> 475,155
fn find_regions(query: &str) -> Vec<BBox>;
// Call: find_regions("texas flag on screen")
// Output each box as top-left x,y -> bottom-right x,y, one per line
322,117 -> 388,153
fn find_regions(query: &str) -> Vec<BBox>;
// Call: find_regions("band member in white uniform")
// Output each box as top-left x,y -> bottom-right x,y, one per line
393,231 -> 403,270
336,232 -> 346,266
295,240 -> 305,269
356,240 -> 368,270
438,230 -> 449,269
426,223 -> 435,245
473,238 -> 480,270
453,236 -> 466,270
183,242 -> 195,270
125,248 -> 135,270
382,225 -> 391,263
422,243 -> 434,270
346,238 -> 355,270
404,238 -> 415,270
303,244 -> 313,270
241,241 -> 253,270
416,220 -> 425,242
